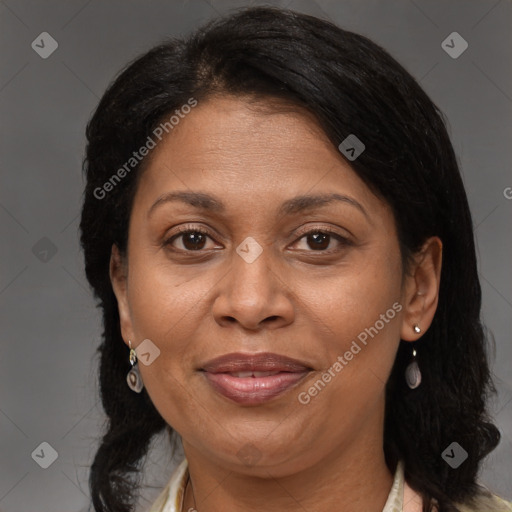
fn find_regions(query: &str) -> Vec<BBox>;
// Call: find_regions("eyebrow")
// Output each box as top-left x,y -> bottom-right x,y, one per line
147,191 -> 369,220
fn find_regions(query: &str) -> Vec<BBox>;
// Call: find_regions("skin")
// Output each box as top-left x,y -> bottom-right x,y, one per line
110,96 -> 442,511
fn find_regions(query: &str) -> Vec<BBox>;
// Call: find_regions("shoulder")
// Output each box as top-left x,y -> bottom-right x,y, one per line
455,488 -> 512,512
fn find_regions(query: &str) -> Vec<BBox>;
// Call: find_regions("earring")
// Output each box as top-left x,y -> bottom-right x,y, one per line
126,340 -> 144,393
405,344 -> 421,389
413,324 -> 421,334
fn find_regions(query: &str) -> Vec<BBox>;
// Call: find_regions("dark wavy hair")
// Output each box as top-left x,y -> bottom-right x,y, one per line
79,6 -> 501,512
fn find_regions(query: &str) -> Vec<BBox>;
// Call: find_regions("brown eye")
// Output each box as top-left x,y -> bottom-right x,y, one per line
164,229 -> 214,251
294,229 -> 349,252
180,231 -> 208,251
306,232 -> 330,250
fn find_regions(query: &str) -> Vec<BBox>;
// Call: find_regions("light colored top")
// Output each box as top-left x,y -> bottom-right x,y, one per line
146,457 -> 512,512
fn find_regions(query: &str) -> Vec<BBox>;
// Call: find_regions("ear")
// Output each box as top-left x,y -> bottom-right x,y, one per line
400,236 -> 443,342
109,243 -> 134,347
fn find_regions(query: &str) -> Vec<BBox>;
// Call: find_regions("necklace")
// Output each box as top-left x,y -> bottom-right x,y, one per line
182,464 -> 430,512
184,472 -> 198,512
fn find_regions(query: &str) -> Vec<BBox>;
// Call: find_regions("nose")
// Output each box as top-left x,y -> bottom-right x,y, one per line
211,243 -> 295,331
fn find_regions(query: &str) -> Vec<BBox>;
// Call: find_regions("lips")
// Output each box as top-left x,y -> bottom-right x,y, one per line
228,370 -> 281,378
200,352 -> 311,373
199,352 -> 312,405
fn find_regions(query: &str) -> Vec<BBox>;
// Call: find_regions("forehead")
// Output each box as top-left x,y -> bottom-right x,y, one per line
131,95 -> 384,222
153,96 -> 334,163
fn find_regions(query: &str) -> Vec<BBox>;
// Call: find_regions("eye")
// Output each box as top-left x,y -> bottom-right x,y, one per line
163,227 -> 219,252
163,225 -> 351,254
292,227 -> 350,252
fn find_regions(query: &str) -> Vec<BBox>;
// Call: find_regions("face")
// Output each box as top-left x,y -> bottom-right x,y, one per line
110,95 -> 439,478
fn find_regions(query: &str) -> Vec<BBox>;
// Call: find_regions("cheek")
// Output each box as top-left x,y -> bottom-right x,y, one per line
290,273 -> 402,444
296,247 -> 403,398
127,252 -> 211,339
303,250 -> 402,346
124,256 -> 212,399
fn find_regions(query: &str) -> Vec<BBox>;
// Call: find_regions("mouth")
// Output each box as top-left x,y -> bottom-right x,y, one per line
198,352 -> 313,405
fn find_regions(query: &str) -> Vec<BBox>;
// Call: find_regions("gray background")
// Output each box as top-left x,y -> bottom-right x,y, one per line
0,0 -> 511,511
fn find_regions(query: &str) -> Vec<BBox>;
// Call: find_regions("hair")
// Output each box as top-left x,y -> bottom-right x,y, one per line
79,6 -> 501,512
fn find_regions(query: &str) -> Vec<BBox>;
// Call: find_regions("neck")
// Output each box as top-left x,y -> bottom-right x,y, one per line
181,402 -> 394,512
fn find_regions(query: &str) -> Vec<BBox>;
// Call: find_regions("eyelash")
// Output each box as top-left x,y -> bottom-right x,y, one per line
163,224 -> 351,254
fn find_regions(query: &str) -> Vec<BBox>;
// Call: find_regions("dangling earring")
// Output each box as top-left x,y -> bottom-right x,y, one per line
126,340 -> 144,393
405,325 -> 422,389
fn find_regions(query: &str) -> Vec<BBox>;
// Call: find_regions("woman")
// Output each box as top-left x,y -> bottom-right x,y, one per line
79,6 -> 512,512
